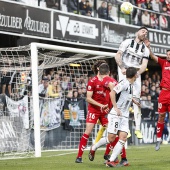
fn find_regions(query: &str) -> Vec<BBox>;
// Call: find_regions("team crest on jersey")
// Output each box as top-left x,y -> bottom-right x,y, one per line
115,85 -> 120,91
97,85 -> 99,88
88,86 -> 91,90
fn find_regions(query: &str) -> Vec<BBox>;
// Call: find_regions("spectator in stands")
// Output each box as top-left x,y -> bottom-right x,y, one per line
73,76 -> 81,90
161,5 -> 170,30
48,79 -> 61,98
151,73 -> 157,83
85,0 -> 92,16
152,0 -> 162,12
79,0 -> 86,15
77,88 -> 83,98
150,84 -> 157,100
141,95 -> 154,119
67,0 -> 78,13
107,3 -> 115,21
150,13 -> 159,29
159,14 -> 168,30
163,0 -> 170,15
39,77 -> 49,98
145,0 -> 153,10
141,84 -> 147,96
53,73 -> 61,81
136,0 -> 147,9
66,90 -> 73,98
97,1 -> 107,20
132,3 -> 142,26
73,90 -> 78,99
61,75 -> 72,94
141,10 -> 150,27
45,0 -> 59,10
145,87 -> 150,96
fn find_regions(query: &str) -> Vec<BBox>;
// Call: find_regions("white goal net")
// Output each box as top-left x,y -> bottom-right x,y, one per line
0,43 -> 116,158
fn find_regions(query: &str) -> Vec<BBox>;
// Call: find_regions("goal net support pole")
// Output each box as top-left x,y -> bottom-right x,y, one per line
30,42 -> 116,158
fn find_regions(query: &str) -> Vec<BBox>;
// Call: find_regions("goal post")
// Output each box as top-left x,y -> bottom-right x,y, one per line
31,43 -> 116,157
0,42 -> 116,159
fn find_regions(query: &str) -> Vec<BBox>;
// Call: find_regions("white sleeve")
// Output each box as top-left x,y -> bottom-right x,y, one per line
119,39 -> 131,52
113,80 -> 126,94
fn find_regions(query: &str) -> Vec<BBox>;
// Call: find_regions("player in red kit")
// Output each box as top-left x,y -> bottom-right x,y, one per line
146,39 -> 170,151
75,60 -> 113,163
89,64 -> 129,166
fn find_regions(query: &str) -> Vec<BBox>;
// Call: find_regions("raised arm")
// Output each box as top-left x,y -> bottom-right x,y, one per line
115,50 -> 126,75
144,39 -> 158,63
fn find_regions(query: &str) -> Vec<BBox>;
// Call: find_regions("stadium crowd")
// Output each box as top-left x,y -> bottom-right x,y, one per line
0,65 -> 161,121
7,0 -> 170,31
39,67 -> 161,121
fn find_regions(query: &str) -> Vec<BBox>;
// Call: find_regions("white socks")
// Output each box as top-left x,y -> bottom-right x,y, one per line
109,140 -> 125,162
92,137 -> 108,151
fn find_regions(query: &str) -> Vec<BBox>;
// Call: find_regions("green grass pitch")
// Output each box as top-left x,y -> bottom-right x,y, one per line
0,144 -> 170,170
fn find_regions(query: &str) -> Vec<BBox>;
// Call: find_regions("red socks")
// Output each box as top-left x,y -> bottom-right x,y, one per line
104,136 -> 119,155
77,133 -> 89,158
157,121 -> 164,139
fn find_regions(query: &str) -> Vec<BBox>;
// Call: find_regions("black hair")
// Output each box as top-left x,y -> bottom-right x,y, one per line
92,60 -> 107,74
138,26 -> 148,32
126,67 -> 137,78
167,49 -> 170,53
99,63 -> 109,75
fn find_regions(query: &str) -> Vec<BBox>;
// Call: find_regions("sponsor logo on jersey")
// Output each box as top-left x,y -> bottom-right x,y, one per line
97,91 -> 103,94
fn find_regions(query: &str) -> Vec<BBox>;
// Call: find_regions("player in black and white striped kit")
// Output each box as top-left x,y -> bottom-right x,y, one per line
115,26 -> 150,139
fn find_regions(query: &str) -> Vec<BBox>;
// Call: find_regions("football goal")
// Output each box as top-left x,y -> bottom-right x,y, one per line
0,43 -> 116,159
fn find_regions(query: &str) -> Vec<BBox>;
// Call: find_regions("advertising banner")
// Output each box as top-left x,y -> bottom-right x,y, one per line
101,22 -> 170,55
0,1 -> 51,37
0,1 -> 24,33
53,12 -> 101,45
23,7 -> 51,37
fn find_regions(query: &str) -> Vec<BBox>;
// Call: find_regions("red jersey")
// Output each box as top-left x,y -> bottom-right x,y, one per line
87,76 -> 106,112
158,58 -> 170,89
102,76 -> 118,109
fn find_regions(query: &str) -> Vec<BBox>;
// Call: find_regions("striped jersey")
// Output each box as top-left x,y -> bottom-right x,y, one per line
119,39 -> 150,68
113,79 -> 133,118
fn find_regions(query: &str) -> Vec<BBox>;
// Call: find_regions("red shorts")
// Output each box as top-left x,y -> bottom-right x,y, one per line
158,89 -> 170,113
86,110 -> 108,127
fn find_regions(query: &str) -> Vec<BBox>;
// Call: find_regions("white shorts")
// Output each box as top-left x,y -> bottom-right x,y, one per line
107,114 -> 129,134
118,67 -> 141,99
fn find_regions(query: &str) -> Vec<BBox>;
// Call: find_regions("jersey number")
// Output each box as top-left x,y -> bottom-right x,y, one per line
115,122 -> 118,128
89,113 -> 95,119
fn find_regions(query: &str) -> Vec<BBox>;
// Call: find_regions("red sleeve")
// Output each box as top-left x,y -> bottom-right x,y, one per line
103,77 -> 118,88
158,57 -> 165,68
87,78 -> 95,91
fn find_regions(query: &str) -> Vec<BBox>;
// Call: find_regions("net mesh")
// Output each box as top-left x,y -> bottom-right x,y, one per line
0,44 -> 114,158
